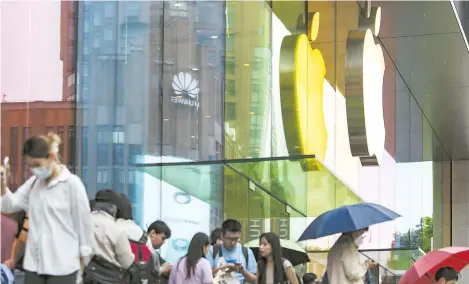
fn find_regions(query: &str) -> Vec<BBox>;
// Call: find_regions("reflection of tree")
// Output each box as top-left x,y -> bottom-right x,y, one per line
387,217 -> 433,270
397,217 -> 433,252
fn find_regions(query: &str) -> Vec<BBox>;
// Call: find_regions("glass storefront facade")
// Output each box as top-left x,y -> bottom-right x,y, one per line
0,0 -> 453,280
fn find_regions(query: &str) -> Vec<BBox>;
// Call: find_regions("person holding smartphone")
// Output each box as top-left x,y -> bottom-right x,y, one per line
0,133 -> 93,284
206,219 -> 257,284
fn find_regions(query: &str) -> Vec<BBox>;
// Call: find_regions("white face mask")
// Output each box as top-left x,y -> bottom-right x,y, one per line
353,230 -> 367,247
354,235 -> 365,247
31,167 -> 53,180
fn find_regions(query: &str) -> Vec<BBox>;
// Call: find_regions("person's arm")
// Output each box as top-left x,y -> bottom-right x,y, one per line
200,259 -> 214,284
12,238 -> 25,262
157,252 -> 173,276
212,263 -> 232,275
5,212 -> 27,269
1,177 -> 35,214
206,246 -> 232,275
341,243 -> 368,281
240,248 -> 257,283
4,238 -> 25,269
167,263 -> 176,284
114,231 -> 135,269
283,260 -> 299,284
69,177 -> 93,267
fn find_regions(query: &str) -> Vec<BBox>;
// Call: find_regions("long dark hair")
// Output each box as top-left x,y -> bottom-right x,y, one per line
257,232 -> 284,284
178,232 -> 210,279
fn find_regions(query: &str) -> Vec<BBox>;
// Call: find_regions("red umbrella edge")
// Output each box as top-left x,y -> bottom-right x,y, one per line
399,247 -> 469,284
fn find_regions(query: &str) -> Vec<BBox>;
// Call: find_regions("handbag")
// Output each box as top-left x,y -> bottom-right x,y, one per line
83,255 -> 126,284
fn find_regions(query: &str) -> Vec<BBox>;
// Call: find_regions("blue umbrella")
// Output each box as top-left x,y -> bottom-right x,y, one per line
298,203 -> 400,241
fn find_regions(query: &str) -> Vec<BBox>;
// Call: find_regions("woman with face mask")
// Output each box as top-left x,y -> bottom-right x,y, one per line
326,228 -> 376,284
0,133 -> 93,284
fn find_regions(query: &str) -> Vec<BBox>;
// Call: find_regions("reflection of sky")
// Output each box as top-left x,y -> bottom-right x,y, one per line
394,162 -> 433,231
2,1 -> 63,102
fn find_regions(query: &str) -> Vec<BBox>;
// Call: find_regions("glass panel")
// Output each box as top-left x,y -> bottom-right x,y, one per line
224,1 -> 272,159
142,163 -> 223,206
376,248 -> 426,278
135,161 -> 224,263
306,251 -> 328,280
360,250 -> 400,283
160,1 -> 225,162
227,156 -> 362,217
139,159 -> 310,245
224,166 -> 249,241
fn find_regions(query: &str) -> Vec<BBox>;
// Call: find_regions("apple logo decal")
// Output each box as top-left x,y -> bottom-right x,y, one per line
345,4 -> 386,166
279,12 -> 328,171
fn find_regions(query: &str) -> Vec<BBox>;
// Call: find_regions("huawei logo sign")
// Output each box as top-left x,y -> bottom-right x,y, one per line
171,72 -> 200,108
172,72 -> 199,99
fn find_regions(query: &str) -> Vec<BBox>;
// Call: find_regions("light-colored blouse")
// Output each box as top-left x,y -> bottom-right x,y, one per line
1,167 -> 93,276
168,256 -> 214,284
327,234 -> 367,284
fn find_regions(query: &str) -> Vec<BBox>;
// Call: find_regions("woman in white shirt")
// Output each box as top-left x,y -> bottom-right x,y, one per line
326,228 -> 376,284
0,133 -> 93,284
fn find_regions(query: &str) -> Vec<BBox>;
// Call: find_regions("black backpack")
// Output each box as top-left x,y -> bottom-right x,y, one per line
212,244 -> 249,267
126,234 -> 158,284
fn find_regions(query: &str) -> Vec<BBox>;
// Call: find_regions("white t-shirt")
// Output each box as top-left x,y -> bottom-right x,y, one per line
265,259 -> 293,284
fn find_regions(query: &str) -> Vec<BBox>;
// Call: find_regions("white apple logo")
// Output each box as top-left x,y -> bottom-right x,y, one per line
345,6 -> 385,166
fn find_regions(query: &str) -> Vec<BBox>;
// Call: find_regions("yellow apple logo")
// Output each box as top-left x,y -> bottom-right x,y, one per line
345,6 -> 385,166
279,12 -> 327,171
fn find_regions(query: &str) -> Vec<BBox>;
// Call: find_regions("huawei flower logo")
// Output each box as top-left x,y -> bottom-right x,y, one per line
172,72 -> 199,99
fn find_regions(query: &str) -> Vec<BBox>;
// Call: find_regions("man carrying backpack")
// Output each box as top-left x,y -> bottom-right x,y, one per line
206,219 -> 257,284
95,190 -> 158,284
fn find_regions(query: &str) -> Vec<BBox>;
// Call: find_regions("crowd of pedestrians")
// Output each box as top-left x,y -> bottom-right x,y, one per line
0,133 -> 462,284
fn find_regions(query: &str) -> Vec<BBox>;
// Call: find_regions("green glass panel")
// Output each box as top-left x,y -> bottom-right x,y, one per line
227,156 -> 362,217
141,156 -> 362,226
223,166 -> 250,243
224,1 -> 272,160
142,164 -> 223,205
383,248 -> 426,272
